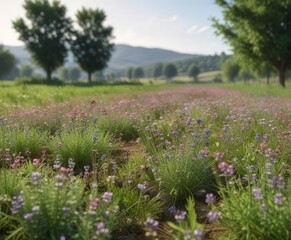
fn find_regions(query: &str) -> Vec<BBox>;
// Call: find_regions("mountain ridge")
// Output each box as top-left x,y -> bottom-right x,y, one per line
4,44 -> 201,70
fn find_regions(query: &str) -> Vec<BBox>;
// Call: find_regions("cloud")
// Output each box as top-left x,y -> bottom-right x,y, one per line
187,25 -> 198,34
197,25 -> 210,33
163,15 -> 178,22
187,25 -> 210,34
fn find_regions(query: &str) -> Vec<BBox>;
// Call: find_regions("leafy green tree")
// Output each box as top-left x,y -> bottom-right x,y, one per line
152,63 -> 163,79
213,0 -> 291,87
133,67 -> 144,80
70,67 -> 81,82
221,58 -> 240,82
58,66 -> 69,80
71,8 -> 114,84
187,64 -> 200,82
0,45 -> 16,80
238,68 -> 254,84
13,0 -> 72,81
164,63 -> 177,80
126,67 -> 134,81
20,64 -> 34,77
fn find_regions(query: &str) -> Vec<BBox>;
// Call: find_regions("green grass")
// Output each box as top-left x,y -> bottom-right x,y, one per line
213,81 -> 291,98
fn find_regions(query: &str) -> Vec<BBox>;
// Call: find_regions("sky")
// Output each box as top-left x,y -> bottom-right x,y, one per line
0,0 -> 230,55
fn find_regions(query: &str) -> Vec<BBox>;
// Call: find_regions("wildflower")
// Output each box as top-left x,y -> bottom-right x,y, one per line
59,235 -> 66,240
199,149 -> 209,158
137,182 -> 147,191
263,134 -> 269,143
215,152 -> 224,160
207,211 -> 221,223
95,222 -> 109,236
255,133 -> 261,141
32,158 -> 40,166
261,203 -> 267,213
274,193 -> 283,205
218,162 -> 227,172
32,205 -> 40,215
107,175 -> 116,184
84,165 -> 90,172
194,230 -> 204,240
167,205 -> 177,214
225,164 -> 234,176
205,193 -> 216,205
55,174 -> 64,188
144,217 -> 159,237
174,210 -> 187,222
68,158 -> 75,169
62,207 -> 70,214
92,134 -> 98,143
203,129 -> 211,137
272,175 -> 284,189
11,192 -> 25,215
102,192 -> 113,203
53,160 -> 61,169
23,212 -> 34,220
90,197 -> 100,210
31,172 -> 41,185
252,188 -> 262,200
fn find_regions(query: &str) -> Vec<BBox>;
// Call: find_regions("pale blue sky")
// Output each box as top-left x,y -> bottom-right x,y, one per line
0,0 -> 230,54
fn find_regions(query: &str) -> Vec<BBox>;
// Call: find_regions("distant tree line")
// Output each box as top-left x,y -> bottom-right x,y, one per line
4,0 -> 114,84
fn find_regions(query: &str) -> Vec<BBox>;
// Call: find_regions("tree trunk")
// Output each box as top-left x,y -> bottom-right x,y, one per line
46,68 -> 52,81
266,69 -> 270,86
88,72 -> 92,84
278,62 -> 286,88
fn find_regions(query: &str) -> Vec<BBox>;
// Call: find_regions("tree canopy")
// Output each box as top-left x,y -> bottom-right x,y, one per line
152,63 -> 164,79
213,0 -> 291,87
133,67 -> 144,80
13,0 -> 72,81
164,63 -> 177,80
187,64 -> 200,82
20,64 -> 34,77
71,8 -> 114,83
0,45 -> 16,79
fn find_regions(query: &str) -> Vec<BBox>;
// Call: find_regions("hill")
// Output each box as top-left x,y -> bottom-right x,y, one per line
5,44 -> 198,70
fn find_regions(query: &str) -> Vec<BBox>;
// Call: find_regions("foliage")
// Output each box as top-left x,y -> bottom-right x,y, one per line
58,67 -> 70,81
133,67 -> 144,80
152,63 -> 164,79
213,0 -> 291,87
20,64 -> 34,78
0,45 -> 16,80
49,126 -> 113,172
70,67 -> 81,82
71,8 -> 114,83
13,0 -> 72,81
167,197 -> 204,240
126,67 -> 134,81
221,58 -> 240,82
163,63 -> 178,80
187,64 -> 200,82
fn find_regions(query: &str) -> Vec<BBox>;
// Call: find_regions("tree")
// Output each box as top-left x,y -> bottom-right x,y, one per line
70,67 -> 81,82
58,66 -> 69,80
20,64 -> 34,77
213,0 -> 291,87
152,63 -> 163,79
0,45 -> 16,80
164,63 -> 177,80
133,67 -> 144,80
126,67 -> 134,81
187,64 -> 200,82
221,58 -> 240,82
13,0 -> 72,81
71,8 -> 114,83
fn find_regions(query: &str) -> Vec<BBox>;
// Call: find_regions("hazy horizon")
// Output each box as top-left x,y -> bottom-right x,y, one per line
1,0 -> 230,55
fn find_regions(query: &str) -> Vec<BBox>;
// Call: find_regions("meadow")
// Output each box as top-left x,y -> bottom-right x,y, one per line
0,82 -> 290,240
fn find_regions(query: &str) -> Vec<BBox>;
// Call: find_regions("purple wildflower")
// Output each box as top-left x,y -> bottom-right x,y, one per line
102,192 -> 113,203
207,211 -> 221,223
96,222 -> 109,236
174,210 -> 187,222
205,193 -> 216,205
275,193 -> 283,205
252,188 -> 263,201
11,192 -> 25,215
31,172 -> 41,185
144,217 -> 159,237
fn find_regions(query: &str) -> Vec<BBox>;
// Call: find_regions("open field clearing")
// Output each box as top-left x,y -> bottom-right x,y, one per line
0,85 -> 290,239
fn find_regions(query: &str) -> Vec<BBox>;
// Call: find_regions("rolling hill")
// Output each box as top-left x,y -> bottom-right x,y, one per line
4,44 -> 197,70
